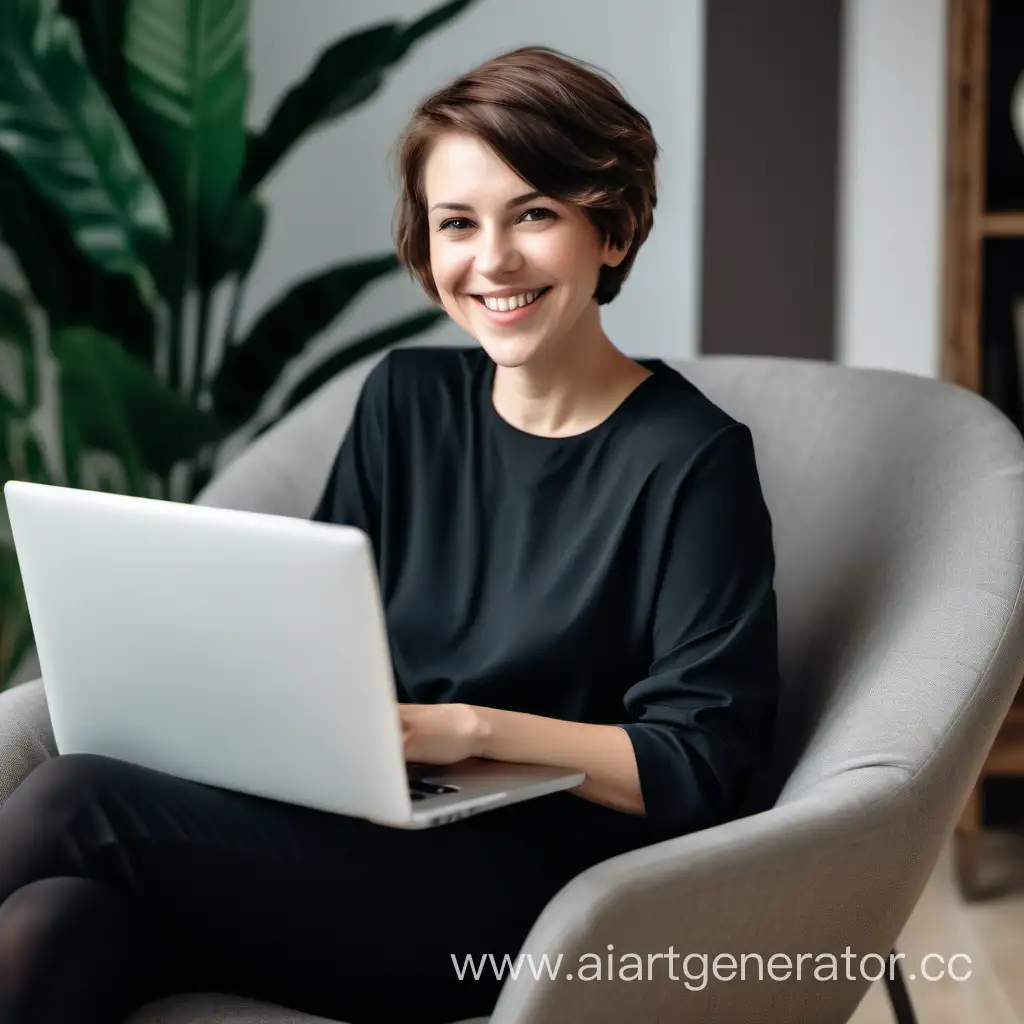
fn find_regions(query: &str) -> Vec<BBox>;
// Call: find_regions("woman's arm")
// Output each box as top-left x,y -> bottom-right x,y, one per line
474,706 -> 644,816
404,426 -> 778,837
398,702 -> 645,816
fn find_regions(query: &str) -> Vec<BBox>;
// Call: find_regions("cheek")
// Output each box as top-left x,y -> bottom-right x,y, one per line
428,251 -> 472,320
531,234 -> 589,281
428,244 -> 463,297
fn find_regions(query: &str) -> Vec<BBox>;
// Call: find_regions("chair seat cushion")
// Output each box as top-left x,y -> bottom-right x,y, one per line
125,992 -> 489,1024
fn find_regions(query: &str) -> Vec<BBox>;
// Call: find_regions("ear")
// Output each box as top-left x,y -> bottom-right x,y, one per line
602,235 -> 631,269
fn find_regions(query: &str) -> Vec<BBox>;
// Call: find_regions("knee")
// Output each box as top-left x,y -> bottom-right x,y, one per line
0,876 -> 152,1018
0,876 -> 175,1021
0,879 -> 86,993
0,880 -> 65,972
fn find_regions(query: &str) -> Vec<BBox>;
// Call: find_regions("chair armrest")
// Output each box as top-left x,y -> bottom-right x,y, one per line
491,768 -> 919,1024
0,677 -> 56,805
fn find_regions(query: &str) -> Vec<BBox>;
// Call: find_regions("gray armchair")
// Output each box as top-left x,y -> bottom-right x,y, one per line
2,354 -> 1023,1024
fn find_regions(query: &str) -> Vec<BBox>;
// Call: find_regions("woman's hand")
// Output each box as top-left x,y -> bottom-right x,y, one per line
398,702 -> 484,765
397,702 -> 644,816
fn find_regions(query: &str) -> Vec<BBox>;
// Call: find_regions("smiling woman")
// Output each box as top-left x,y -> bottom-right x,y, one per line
391,48 -> 656,306
389,49 -> 659,429
0,44 -> 780,1024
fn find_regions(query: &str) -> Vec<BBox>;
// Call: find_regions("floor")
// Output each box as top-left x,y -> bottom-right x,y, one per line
849,830 -> 1024,1023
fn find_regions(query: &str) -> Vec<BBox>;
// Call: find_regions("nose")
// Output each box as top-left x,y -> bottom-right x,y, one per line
473,225 -> 523,279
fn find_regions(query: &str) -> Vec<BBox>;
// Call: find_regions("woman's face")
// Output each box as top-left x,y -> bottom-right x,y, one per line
423,132 -> 626,369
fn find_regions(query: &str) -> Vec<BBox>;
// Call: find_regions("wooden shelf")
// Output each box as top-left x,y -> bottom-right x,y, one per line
945,0 -> 1024,899
981,703 -> 1024,774
979,212 -> 1024,236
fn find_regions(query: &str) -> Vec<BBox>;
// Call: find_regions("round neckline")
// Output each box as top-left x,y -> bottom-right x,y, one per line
483,356 -> 664,443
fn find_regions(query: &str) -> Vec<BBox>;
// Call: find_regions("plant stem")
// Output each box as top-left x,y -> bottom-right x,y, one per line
225,274 -> 247,352
169,292 -> 184,395
194,287 -> 211,403
153,298 -> 171,387
199,273 -> 247,409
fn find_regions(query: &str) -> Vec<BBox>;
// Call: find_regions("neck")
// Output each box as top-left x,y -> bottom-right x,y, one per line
490,309 -> 652,438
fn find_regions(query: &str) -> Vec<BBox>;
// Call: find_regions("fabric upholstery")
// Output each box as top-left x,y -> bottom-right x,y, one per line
0,677 -> 54,805
1,352 -> 1022,1023
123,992 -> 489,1023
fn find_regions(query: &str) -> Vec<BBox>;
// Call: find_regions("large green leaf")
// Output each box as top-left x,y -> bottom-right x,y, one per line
2,417 -> 51,485
59,0 -> 130,101
0,289 -> 37,412
0,0 -> 171,304
0,153 -> 156,364
59,0 -> 131,103
211,253 -> 400,428
198,194 -> 265,290
242,0 -> 478,191
0,542 -> 33,692
273,309 -> 445,425
123,0 -> 249,286
53,325 -> 229,490
0,547 -> 22,616
0,408 -> 15,487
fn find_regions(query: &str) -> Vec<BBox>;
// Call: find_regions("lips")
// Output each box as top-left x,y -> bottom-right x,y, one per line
472,286 -> 552,308
471,286 -> 553,327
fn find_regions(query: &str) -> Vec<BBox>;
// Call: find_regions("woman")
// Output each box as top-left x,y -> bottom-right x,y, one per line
0,45 -> 780,1023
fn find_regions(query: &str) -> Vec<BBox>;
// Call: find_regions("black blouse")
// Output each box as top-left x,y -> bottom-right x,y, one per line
312,346 -> 780,855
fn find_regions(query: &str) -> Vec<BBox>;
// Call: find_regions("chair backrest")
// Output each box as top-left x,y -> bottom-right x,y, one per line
680,356 -> 1024,832
198,351 -> 1024,845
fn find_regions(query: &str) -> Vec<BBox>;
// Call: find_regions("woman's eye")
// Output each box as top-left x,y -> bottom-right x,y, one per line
521,207 -> 553,222
438,208 -> 554,232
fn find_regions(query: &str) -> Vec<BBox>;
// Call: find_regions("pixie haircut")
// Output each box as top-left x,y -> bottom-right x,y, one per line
391,45 -> 659,306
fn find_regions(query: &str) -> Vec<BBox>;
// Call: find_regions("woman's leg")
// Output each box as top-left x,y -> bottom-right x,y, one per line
0,752 -> 590,1023
0,877 -> 178,1022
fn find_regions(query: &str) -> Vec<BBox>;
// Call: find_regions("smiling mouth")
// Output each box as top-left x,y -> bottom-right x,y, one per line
472,286 -> 552,308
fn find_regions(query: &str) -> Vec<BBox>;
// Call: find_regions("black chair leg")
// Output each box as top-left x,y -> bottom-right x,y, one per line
884,949 -> 918,1024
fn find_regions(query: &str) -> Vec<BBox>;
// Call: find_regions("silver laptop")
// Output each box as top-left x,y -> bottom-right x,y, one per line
3,480 -> 584,828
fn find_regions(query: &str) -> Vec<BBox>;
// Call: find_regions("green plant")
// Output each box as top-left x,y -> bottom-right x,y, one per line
0,0 -> 477,688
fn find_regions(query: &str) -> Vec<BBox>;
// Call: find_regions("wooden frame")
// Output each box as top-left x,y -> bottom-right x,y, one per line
942,0 -> 988,393
944,0 -> 1024,899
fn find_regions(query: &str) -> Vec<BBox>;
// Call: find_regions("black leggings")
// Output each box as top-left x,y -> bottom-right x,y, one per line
0,753 -> 602,1023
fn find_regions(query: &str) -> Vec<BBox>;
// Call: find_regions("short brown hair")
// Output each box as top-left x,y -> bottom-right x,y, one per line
390,45 -> 659,306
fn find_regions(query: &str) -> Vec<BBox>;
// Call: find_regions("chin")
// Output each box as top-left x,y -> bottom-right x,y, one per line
477,336 -> 547,368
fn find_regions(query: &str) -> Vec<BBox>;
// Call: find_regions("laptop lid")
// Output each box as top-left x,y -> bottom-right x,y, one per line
3,480 -> 417,826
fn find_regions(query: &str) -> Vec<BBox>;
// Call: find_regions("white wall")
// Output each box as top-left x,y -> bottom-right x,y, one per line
836,0 -> 947,378
1,2 -> 955,389
241,0 -> 705,409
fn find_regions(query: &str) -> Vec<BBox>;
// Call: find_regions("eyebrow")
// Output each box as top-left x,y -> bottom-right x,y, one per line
429,190 -> 546,214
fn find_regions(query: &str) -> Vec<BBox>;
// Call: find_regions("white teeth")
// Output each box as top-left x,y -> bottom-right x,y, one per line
482,289 -> 545,312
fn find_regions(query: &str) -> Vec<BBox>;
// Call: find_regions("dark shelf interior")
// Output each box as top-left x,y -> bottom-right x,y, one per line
980,237 -> 1024,429
984,775 -> 1024,829
985,0 -> 1024,212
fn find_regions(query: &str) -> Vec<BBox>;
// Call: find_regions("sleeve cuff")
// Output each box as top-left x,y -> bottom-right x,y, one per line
618,721 -> 726,837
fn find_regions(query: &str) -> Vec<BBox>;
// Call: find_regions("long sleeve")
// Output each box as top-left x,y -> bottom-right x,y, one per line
618,423 -> 781,838
310,355 -> 390,552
